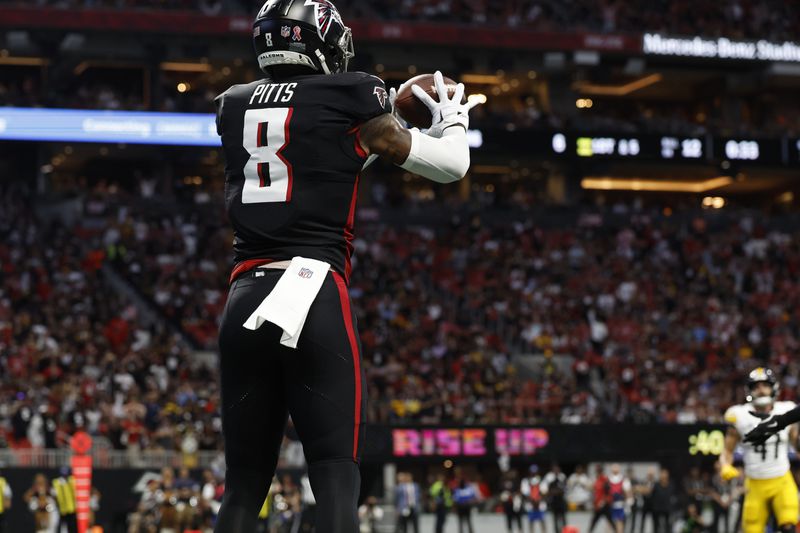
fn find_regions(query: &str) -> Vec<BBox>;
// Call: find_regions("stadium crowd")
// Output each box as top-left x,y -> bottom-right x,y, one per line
0,184 -> 222,456
4,0 -> 799,41
4,175 -> 800,454
7,461 -> 752,532
88,182 -> 800,429
0,174 -> 800,454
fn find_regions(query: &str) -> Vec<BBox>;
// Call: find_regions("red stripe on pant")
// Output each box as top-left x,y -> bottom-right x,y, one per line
332,272 -> 362,461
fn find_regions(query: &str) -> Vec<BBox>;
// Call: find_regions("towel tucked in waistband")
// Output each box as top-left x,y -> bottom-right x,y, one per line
242,256 -> 331,349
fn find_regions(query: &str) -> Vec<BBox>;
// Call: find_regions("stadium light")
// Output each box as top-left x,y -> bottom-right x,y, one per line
160,62 -> 212,73
574,73 -> 663,96
0,56 -> 48,66
581,176 -> 733,193
468,94 -> 488,105
461,74 -> 503,85
702,196 -> 726,209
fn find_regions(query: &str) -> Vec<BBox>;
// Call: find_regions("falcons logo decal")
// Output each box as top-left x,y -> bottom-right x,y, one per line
304,0 -> 343,40
373,87 -> 388,108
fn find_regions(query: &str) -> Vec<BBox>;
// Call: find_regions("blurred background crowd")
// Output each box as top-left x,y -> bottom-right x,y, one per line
1,461 -> 764,533
3,179 -> 800,454
2,0 -> 797,41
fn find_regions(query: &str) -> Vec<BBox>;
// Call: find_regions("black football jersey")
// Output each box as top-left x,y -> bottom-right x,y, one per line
215,71 -> 391,283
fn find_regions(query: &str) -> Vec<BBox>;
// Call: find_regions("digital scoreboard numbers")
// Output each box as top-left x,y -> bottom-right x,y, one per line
688,429 -> 725,456
724,139 -> 760,160
713,137 -> 783,165
551,133 -> 644,158
552,133 -> 706,161
576,136 -> 640,158
660,137 -> 704,159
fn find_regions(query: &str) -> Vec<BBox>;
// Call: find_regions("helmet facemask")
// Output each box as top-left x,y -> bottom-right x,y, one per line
336,25 -> 355,73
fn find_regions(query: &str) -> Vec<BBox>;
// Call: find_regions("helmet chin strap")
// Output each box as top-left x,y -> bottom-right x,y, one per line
314,49 -> 332,74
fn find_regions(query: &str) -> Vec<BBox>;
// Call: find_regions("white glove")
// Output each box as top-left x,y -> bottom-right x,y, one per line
411,70 -> 481,138
389,81 -> 412,128
389,79 -> 412,116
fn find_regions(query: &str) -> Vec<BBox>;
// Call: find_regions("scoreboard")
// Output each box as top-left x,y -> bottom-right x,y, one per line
544,132 -> 793,166
475,128 -> 797,166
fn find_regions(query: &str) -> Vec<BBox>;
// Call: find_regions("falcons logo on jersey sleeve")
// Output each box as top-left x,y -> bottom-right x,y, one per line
304,0 -> 343,40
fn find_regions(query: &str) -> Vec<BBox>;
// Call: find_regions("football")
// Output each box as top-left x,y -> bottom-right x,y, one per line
394,73 -> 465,129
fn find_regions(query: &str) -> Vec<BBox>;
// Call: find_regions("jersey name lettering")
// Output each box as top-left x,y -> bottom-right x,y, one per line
249,82 -> 298,105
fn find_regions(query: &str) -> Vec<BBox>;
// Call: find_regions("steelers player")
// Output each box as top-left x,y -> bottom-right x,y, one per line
720,367 -> 798,533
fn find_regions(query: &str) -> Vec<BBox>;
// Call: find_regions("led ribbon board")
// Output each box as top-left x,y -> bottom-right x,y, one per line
0,107 -> 484,148
0,107 -> 219,145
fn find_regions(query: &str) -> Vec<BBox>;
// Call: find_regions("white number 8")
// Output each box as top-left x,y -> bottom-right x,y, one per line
242,107 -> 294,204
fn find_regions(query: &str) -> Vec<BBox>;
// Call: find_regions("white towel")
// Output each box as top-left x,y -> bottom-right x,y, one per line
242,256 -> 331,349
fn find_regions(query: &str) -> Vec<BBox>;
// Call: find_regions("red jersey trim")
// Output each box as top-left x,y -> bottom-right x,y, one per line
229,258 -> 275,284
343,173 -> 360,283
333,271 -> 362,462
278,107 -> 294,202
354,128 -> 368,159
348,125 -> 368,160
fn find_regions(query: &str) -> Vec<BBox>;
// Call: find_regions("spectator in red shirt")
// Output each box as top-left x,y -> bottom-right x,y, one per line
589,464 -> 614,533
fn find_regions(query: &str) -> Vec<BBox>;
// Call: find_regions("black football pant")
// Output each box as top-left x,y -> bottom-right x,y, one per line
504,508 -> 523,532
397,508 -> 420,533
60,513 -> 78,533
214,269 -> 366,533
652,511 -> 671,533
435,504 -> 449,533
589,505 -> 614,533
551,507 -> 566,533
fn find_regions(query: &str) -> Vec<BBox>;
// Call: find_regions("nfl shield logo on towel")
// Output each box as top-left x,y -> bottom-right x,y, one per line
298,268 -> 314,279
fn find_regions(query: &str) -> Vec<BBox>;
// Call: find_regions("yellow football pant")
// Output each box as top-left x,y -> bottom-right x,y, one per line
743,471 -> 799,533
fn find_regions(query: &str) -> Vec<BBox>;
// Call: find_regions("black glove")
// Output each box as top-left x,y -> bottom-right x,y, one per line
743,412 -> 787,446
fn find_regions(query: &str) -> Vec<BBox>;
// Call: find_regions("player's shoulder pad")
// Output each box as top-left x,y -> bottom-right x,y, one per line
326,71 -> 390,122
327,71 -> 386,86
724,404 -> 742,424
775,401 -> 797,414
217,80 -> 267,103
215,81 -> 269,135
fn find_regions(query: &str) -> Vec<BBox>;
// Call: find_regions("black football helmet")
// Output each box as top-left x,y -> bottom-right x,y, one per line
746,367 -> 779,406
253,0 -> 354,75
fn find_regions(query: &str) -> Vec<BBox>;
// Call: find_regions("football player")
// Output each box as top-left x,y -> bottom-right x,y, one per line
720,367 -> 799,533
213,1 -> 481,532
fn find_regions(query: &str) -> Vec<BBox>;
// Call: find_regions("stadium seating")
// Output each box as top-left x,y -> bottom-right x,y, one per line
6,178 -> 798,456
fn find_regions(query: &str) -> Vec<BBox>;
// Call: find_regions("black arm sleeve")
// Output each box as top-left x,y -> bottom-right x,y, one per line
778,405 -> 800,428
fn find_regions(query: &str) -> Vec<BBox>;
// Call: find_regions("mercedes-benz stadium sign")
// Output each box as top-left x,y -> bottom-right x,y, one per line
643,33 -> 800,63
